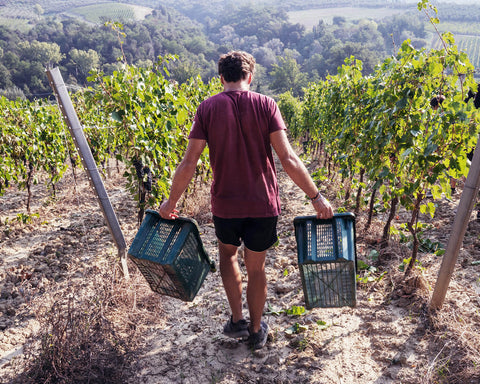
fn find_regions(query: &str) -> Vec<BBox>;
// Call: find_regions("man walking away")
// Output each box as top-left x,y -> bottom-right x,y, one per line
159,51 -> 333,349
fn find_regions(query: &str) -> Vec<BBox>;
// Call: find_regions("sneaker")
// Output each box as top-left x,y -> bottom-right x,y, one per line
247,321 -> 269,350
223,316 -> 249,339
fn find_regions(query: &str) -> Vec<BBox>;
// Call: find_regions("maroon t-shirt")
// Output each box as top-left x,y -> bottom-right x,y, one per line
189,90 -> 286,218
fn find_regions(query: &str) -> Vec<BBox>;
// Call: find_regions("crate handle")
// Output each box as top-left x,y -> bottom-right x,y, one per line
144,210 -> 216,273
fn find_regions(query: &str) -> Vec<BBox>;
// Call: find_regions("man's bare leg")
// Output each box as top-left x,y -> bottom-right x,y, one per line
218,241 -> 243,322
244,247 -> 267,333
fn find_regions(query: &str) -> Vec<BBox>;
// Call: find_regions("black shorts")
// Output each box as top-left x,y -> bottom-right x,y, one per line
213,216 -> 278,252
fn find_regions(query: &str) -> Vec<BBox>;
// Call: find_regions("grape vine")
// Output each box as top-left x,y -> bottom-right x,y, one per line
295,32 -> 479,273
0,56 -> 221,220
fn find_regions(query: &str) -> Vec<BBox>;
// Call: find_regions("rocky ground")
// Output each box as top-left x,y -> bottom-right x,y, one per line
1,159 -> 480,384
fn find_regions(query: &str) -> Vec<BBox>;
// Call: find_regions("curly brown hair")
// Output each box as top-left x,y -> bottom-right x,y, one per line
218,51 -> 256,83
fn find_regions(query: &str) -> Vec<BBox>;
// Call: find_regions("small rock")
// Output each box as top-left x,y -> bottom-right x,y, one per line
264,354 -> 281,365
391,352 -> 407,366
13,297 -> 25,306
275,282 -> 292,294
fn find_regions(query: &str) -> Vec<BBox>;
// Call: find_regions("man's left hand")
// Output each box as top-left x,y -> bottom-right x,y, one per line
159,200 -> 179,220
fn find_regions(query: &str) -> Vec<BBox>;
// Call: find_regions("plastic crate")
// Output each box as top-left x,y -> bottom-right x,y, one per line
128,210 -> 216,302
294,213 -> 357,309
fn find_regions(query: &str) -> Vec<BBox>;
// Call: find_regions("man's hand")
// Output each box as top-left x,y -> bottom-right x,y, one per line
312,194 -> 334,219
159,200 -> 179,220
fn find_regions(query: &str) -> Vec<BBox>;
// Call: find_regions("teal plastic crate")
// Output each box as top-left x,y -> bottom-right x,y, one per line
128,210 -> 216,302
294,213 -> 357,308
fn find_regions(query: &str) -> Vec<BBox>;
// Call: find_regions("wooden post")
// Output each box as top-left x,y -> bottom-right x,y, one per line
430,135 -> 480,309
46,67 -> 130,279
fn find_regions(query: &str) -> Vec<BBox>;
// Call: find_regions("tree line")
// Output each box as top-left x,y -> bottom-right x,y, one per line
0,2 -> 428,100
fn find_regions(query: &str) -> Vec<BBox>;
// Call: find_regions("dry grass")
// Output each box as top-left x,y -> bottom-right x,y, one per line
13,263 -> 159,384
12,257 -> 167,384
424,291 -> 480,383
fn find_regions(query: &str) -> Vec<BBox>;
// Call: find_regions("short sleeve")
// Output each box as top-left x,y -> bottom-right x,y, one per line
188,105 -> 208,140
269,99 -> 287,134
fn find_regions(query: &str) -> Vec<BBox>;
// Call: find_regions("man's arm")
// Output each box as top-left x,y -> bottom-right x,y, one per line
159,138 -> 206,219
270,129 -> 333,219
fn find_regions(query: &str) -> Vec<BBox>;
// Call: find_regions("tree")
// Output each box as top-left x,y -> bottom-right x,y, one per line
18,41 -> 64,66
378,14 -> 426,54
280,23 -> 305,47
264,38 -> 284,55
0,62 -> 13,90
33,4 -> 44,17
333,16 -> 347,26
269,53 -> 308,97
252,47 -> 277,70
323,42 -> 381,76
302,53 -> 323,81
168,58 -> 202,84
219,5 -> 287,45
184,36 -> 208,55
69,48 -> 100,84
250,64 -> 268,94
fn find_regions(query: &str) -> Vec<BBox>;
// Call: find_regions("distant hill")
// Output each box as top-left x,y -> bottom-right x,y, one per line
287,6 -> 413,29
0,1 -> 154,30
1,0 -> 479,30
66,3 -> 153,24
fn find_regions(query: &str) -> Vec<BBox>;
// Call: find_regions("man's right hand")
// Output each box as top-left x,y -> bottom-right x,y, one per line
312,194 -> 334,219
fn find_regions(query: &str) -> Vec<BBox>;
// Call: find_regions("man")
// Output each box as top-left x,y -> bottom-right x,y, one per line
159,51 -> 333,350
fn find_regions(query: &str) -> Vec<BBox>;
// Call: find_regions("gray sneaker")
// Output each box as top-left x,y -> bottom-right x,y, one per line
247,321 -> 269,350
223,316 -> 249,339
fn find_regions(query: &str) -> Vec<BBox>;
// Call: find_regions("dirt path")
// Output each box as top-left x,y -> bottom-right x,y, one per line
123,168 -> 433,384
1,160 -> 480,383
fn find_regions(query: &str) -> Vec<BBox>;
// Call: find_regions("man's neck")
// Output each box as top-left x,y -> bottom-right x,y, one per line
223,79 -> 250,92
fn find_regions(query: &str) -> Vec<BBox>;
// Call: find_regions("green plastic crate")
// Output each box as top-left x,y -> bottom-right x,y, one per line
294,213 -> 357,309
128,210 -> 216,302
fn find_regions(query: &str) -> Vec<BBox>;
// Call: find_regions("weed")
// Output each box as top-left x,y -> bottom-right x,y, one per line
396,222 -> 444,256
368,249 -> 379,262
316,320 -> 330,330
357,267 -> 387,284
297,337 -> 309,351
16,212 -> 39,224
285,322 -> 308,336
266,304 -> 307,316
436,358 -> 450,378
311,167 -> 328,182
210,373 -> 222,384
356,261 -> 387,284
399,257 -> 425,272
